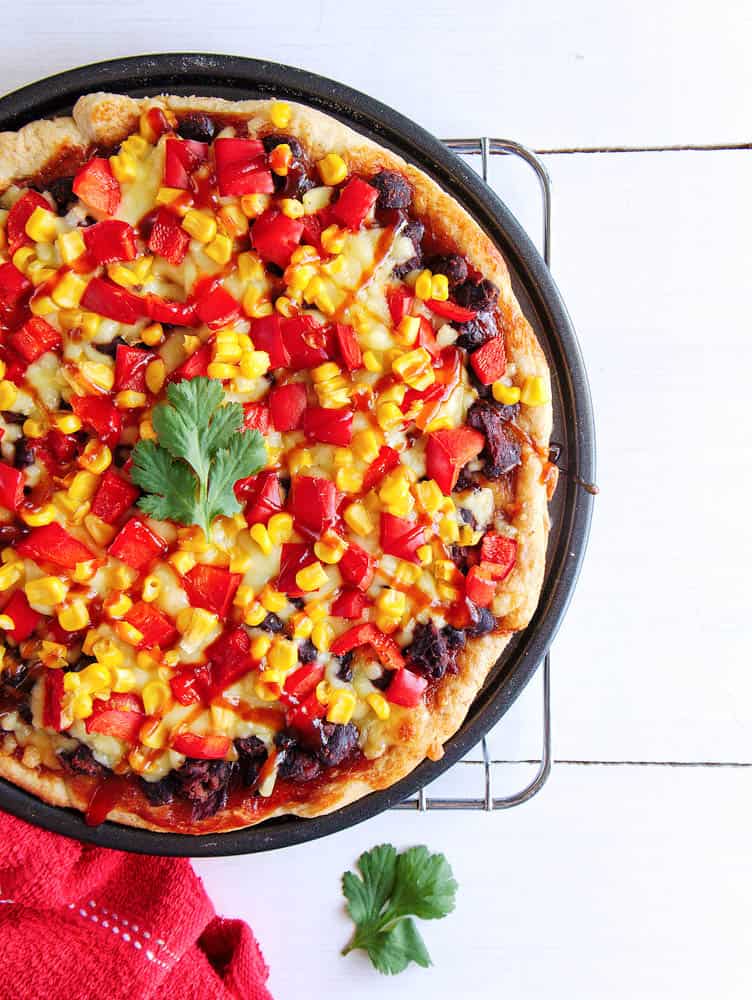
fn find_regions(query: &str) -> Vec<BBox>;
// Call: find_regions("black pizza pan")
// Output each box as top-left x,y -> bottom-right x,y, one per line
0,54 -> 595,855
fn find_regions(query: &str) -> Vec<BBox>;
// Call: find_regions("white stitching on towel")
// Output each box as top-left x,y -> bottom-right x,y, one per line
66,900 -> 177,969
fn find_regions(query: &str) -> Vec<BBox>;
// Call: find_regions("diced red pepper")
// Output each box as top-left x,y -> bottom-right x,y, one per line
168,339 -> 212,382
362,446 -> 401,493
426,298 -> 477,323
195,284 -> 240,329
214,138 -> 272,197
251,209 -> 304,268
242,402 -> 270,433
45,429 -> 79,465
214,138 -> 265,170
338,543 -> 375,592
269,382 -> 307,431
43,669 -> 65,731
124,601 -> 178,649
470,336 -> 507,385
114,344 -> 152,393
145,293 -> 200,328
335,322 -> 362,371
83,220 -> 137,265
90,468 -> 140,524
417,316 -> 441,357
465,564 -> 496,607
385,667 -> 427,707
70,394 -> 122,448
276,542 -> 317,597
72,158 -> 121,215
380,513 -> 426,564
282,662 -> 325,704
145,107 -> 171,139
164,138 -> 208,189
281,315 -> 334,370
288,476 -> 339,537
17,523 -> 94,570
183,565 -> 241,619
0,462 -> 23,512
170,663 -> 213,706
301,214 -> 322,249
6,191 -> 50,254
331,588 -> 370,619
4,590 -> 42,643
206,626 -> 254,694
303,406 -> 353,446
172,732 -> 231,759
147,207 -> 191,265
330,622 -> 405,671
9,317 -> 61,364
0,262 -> 31,313
387,286 -> 413,325
285,691 -> 326,739
108,518 -> 166,571
332,177 -> 378,230
480,533 -> 518,581
426,426 -> 485,495
235,470 -> 282,525
86,693 -> 145,743
81,277 -> 145,325
250,315 -> 291,368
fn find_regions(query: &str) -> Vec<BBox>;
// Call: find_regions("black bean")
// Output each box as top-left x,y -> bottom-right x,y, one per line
369,170 -> 413,209
298,639 -> 318,664
405,621 -> 451,680
13,439 -> 35,469
262,134 -> 305,159
46,176 -> 76,214
1,411 -> 25,426
336,650 -> 354,682
467,605 -> 496,637
426,254 -> 468,288
176,113 -> 216,143
259,612 -> 285,634
317,722 -> 358,767
94,335 -> 128,359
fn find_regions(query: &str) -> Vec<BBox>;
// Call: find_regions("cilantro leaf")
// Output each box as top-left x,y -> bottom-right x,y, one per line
130,376 -> 267,536
341,844 -> 457,975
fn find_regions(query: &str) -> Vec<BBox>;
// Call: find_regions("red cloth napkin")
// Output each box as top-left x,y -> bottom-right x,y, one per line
0,811 -> 273,1000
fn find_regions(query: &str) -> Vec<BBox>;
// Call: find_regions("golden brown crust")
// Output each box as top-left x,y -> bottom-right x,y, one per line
0,92 -> 552,834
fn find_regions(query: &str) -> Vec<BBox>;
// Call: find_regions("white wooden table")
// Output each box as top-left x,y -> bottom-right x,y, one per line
4,3 -> 752,997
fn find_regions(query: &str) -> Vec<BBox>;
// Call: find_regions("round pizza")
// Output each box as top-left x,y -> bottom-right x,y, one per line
0,93 -> 555,833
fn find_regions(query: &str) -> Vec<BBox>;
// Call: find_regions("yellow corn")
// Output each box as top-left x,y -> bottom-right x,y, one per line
140,322 -> 164,348
415,479 -> 444,516
326,688 -> 356,725
109,666 -> 135,694
250,523 -> 273,555
392,347 -> 435,391
142,680 -> 172,716
314,535 -> 347,565
58,600 -> 90,632
110,151 -> 138,183
268,638 -> 297,672
240,193 -> 271,218
343,501 -> 373,537
376,588 -> 407,618
395,315 -> 420,346
40,640 -> 68,669
206,362 -> 239,381
21,418 -> 45,440
70,692 -> 94,720
57,229 -> 86,264
0,563 -> 21,591
414,269 -> 433,300
177,607 -> 218,651
280,198 -> 304,220
0,381 -> 16,414
376,401 -> 403,431
79,361 -> 115,392
520,374 -> 550,406
267,512 -> 293,546
182,209 -> 217,244
244,602 -> 267,627
115,390 -> 148,410
90,638 -> 120,669
145,358 -> 166,396
417,544 -> 433,565
295,561 -> 328,592
155,186 -> 185,206
205,233 -> 233,265
122,134 -> 150,159
393,560 -> 422,586
53,412 -> 82,435
138,575 -> 160,603
291,613 -> 313,639
0,614 -> 14,632
259,585 -> 287,613
71,560 -> 96,583
320,224 -> 346,255
25,576 -> 67,606
218,204 -> 248,238
250,635 -> 272,660
239,350 -> 271,379
492,381 -> 521,405
366,691 -> 391,720
80,312 -> 101,339
21,504 -> 57,527
51,272 -> 87,309
336,466 -> 364,494
438,515 -> 460,543
68,470 -> 99,503
169,550 -> 196,575
12,247 -> 36,274
311,620 -> 334,652
255,675 -> 281,701
25,206 -> 58,243
317,153 -> 348,186
105,591 -> 133,619
237,251 -> 265,282
431,273 -> 449,301
79,442 -> 112,475
270,101 -> 292,128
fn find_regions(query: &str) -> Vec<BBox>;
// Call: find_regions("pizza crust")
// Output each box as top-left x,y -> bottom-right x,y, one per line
0,92 -> 553,834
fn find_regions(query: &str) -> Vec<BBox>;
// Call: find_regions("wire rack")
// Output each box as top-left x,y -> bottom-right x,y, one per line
394,138 -> 553,812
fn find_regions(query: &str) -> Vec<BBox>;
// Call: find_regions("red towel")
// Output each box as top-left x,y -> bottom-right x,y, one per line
0,811 -> 273,1000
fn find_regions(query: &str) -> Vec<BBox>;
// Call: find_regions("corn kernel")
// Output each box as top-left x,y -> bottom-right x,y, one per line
53,412 -> 82,435
80,312 -> 101,339
270,101 -> 292,128
139,322 -> 164,348
12,246 -> 36,274
0,614 -> 14,632
491,381 -> 521,406
206,362 -> 239,381
51,272 -> 87,309
58,600 -> 90,632
291,613 -> 313,639
68,470 -> 99,503
417,544 -> 433,565
237,251 -> 265,282
393,560 -> 422,586
250,523 -> 273,555
251,635 -> 272,660
106,666 -> 134,694
326,688 -> 356,725
434,559 -> 463,583
25,576 -> 67,607
520,374 -> 550,407
376,401 -> 403,431
122,134 -> 149,159
155,185 -> 185,206
311,620 -> 334,652
336,466 -> 364,494
320,223 -> 346,254
280,198 -> 304,219
267,512 -> 293,546
287,448 -> 313,476
376,588 -> 407,617
25,206 -> 57,243
317,153 -> 348,186
105,591 -> 133,619
240,194 -> 271,218
0,563 -> 21,591
217,204 -> 249,238
79,441 -> 112,475
115,390 -> 147,409
21,503 -> 57,527
431,273 -> 449,301
80,361 -> 115,393
343,501 -> 373,537
205,233 -> 233,265
140,719 -> 168,750
414,269 -> 433,300
40,641 -> 68,669
239,350 -> 271,379
260,585 -> 287,614
142,358 -> 166,396
0,381 -> 18,411
57,229 -> 86,264
265,639 -> 295,673
1,548 -> 19,565
244,602 -> 267,627
71,560 -> 96,584
169,550 -> 196,575
269,143 -> 293,177
110,151 -> 137,183
395,315 -> 420,346
255,675 -> 281,701
29,294 -> 54,316
182,209 -> 217,244
313,533 -> 346,565
295,561 -> 328,592
142,680 -> 172,716
315,679 -> 332,705
20,416 -> 45,440
177,607 -> 218,652
71,692 -> 94,720
367,691 -> 391,720
106,262 -> 139,288
438,516 -> 460,543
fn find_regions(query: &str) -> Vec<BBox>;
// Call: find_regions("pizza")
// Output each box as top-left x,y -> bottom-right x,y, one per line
0,93 -> 555,833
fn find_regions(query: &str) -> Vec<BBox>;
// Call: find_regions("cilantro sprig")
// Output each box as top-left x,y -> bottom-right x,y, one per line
130,377 -> 266,538
342,844 -> 458,975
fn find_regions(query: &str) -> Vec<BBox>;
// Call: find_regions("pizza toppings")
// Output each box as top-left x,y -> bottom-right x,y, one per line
0,98 -> 552,823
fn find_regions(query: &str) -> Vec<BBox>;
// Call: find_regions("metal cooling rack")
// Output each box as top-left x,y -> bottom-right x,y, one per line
394,137 -> 553,811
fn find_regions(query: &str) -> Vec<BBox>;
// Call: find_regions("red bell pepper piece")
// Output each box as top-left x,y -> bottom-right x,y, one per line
114,344 -> 152,393
171,732 -> 231,759
426,426 -> 485,495
252,209 -> 304,268
81,277 -> 145,325
0,462 -> 23,511
338,543 -> 375,592
72,158 -> 121,215
332,177 -> 379,230
417,316 -> 441,357
281,315 -> 334,370
9,317 -> 61,364
145,107 -> 171,139
426,298 -> 477,323
90,468 -> 140,524
43,669 -> 65,731
289,476 -> 339,537
44,429 -> 78,465
303,406 -> 353,446
331,588 -> 370,619
214,138 -> 265,169
7,191 -> 50,254
335,322 -> 362,371
164,138 -> 208,189
470,336 -> 507,385
387,286 -> 413,325
235,470 -> 282,525
183,565 -> 241,619
206,626 -> 254,694
362,446 -> 401,493
250,315 -> 291,368
86,693 -> 145,743
83,220 -> 137,265
480,533 -> 517,581
124,601 -> 178,650
380,513 -> 426,564
0,262 -> 31,313
168,339 -> 212,382
195,284 -> 240,329
242,402 -> 270,433
4,590 -> 42,643
385,667 -> 427,707
330,622 -> 405,671
269,382 -> 307,431
276,542 -> 317,597
70,394 -> 122,448
301,214 -> 322,249
147,207 -> 191,265
285,691 -> 327,739
170,663 -> 213,706
465,564 -> 496,607
282,662 -> 325,704
108,518 -> 167,571
145,293 -> 200,327
17,523 -> 94,570
214,138 -> 272,196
